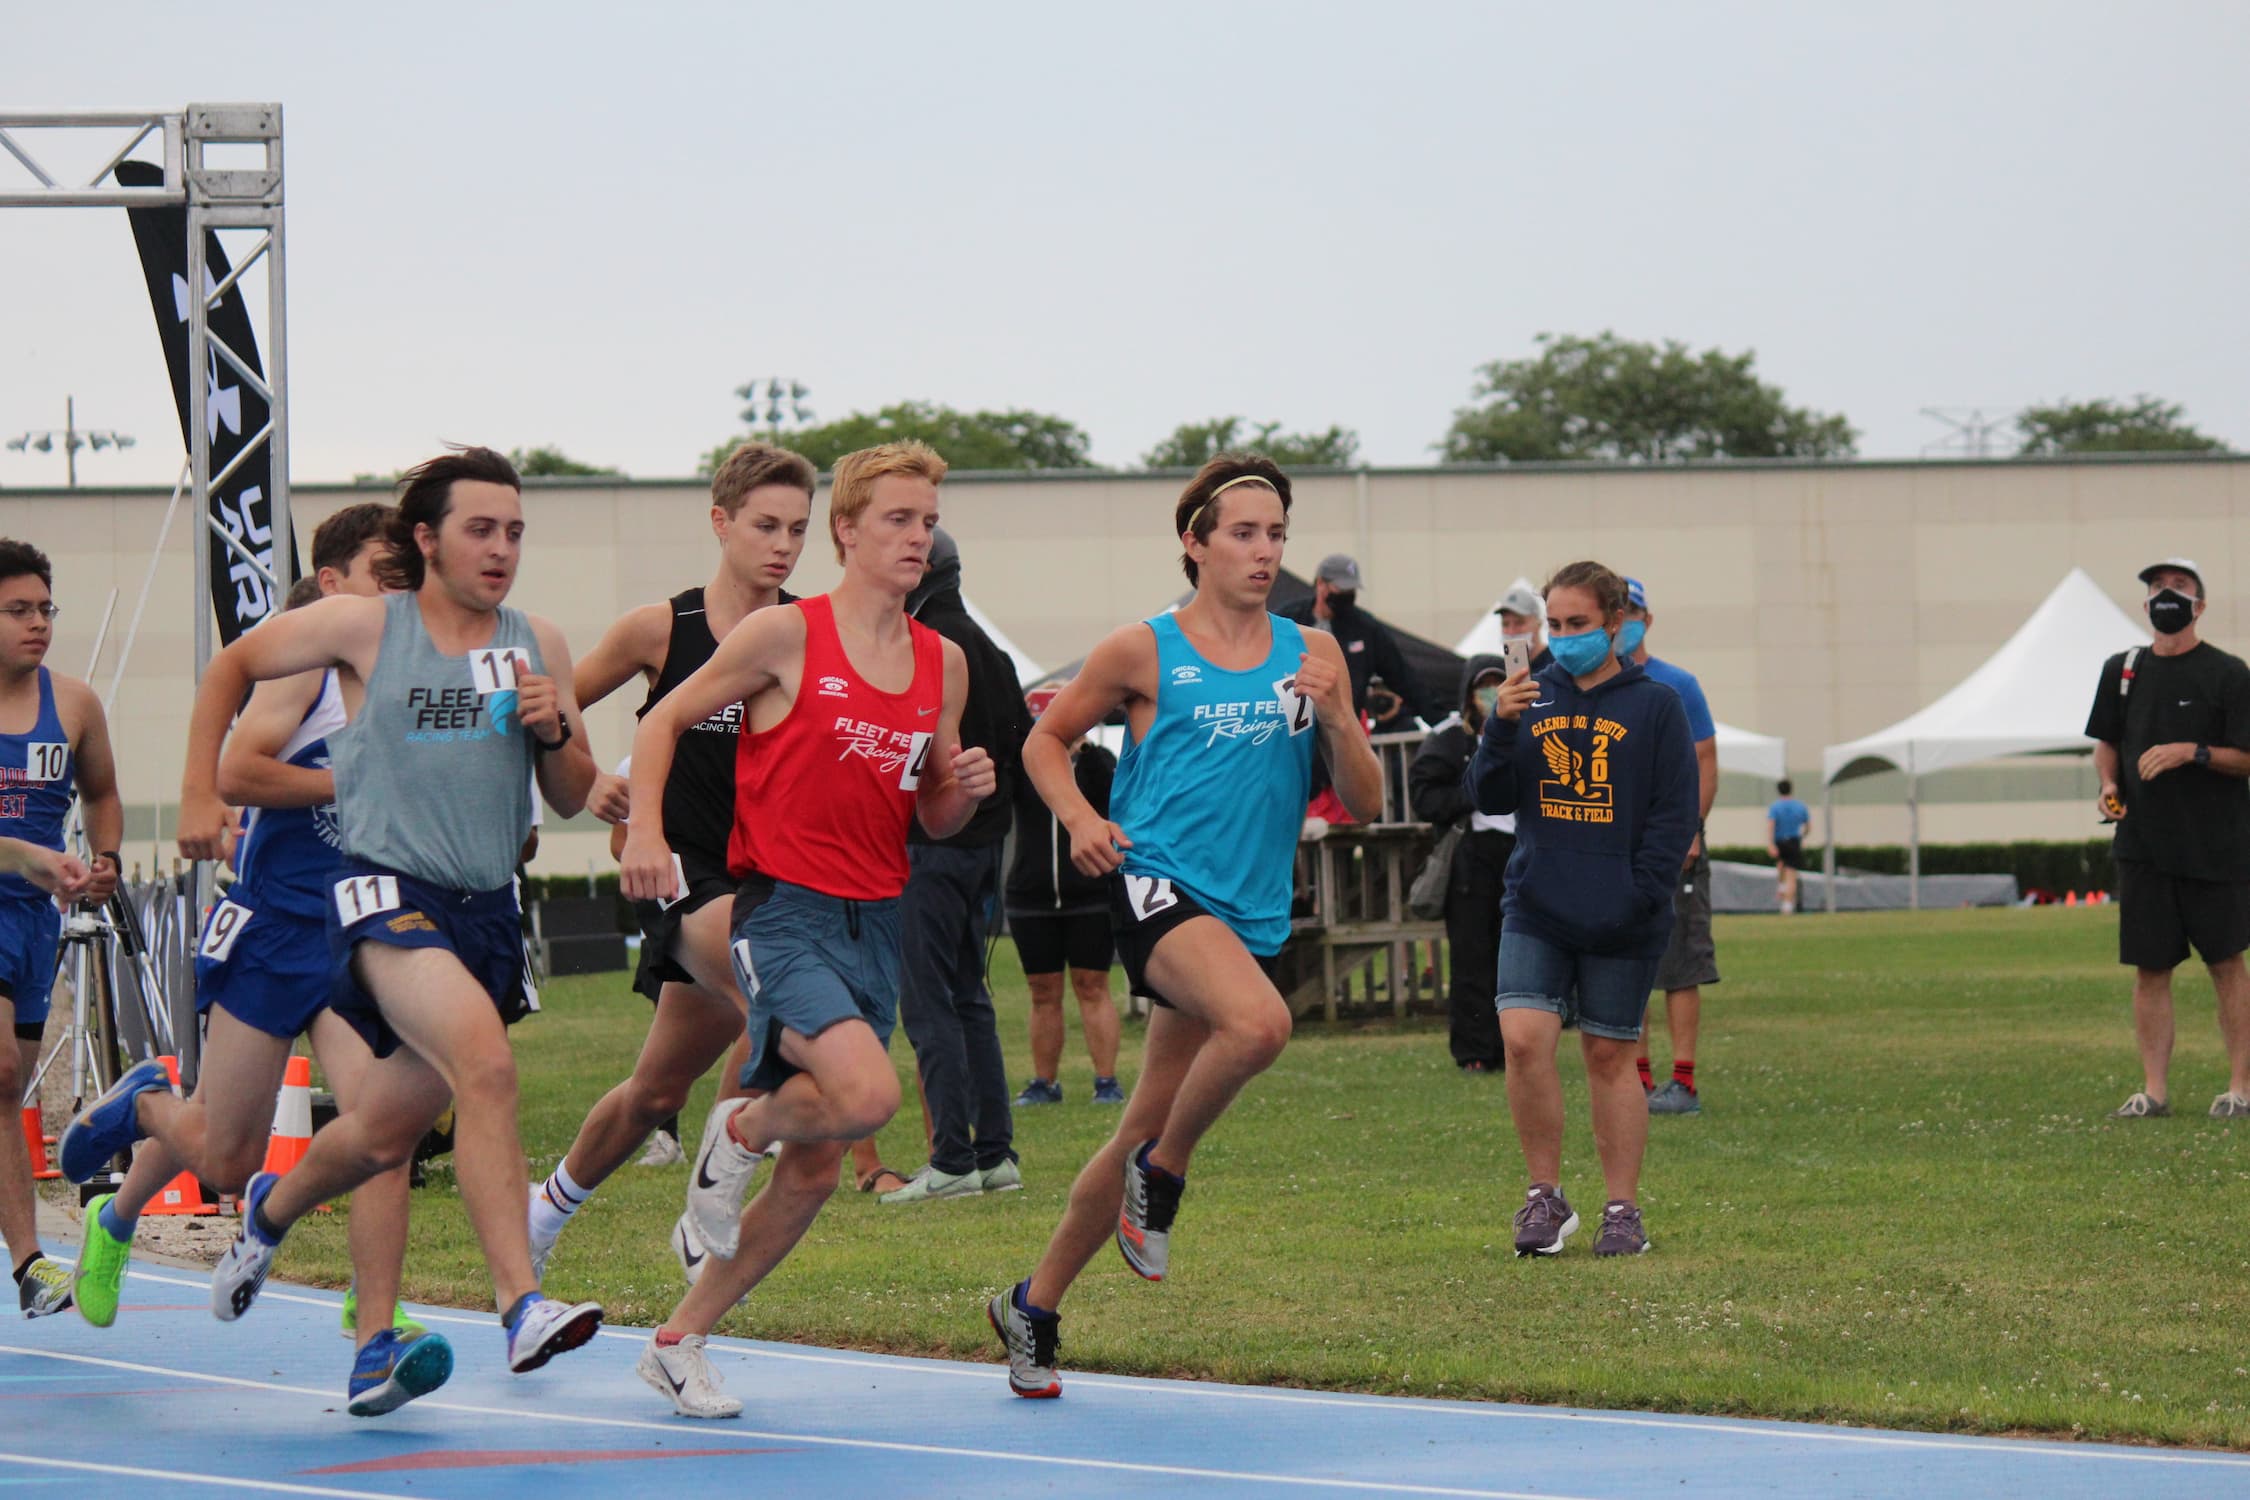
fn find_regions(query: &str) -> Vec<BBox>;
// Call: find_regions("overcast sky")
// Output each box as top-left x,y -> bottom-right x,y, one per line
4,1 -> 2245,487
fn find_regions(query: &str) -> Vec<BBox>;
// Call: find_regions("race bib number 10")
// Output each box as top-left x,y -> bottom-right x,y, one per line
334,873 -> 402,925
24,742 -> 66,781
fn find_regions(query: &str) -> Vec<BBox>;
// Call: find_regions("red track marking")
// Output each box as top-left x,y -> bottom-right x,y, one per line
303,1448 -> 795,1475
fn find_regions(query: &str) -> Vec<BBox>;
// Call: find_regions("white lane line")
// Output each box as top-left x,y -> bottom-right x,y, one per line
99,1267 -> 2250,1473
0,1344 -> 1598,1500
0,1453 -> 417,1500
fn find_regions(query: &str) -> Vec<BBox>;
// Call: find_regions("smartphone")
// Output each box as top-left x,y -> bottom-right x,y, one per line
1502,637 -> 1534,679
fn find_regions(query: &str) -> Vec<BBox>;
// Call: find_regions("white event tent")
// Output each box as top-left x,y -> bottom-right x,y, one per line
1817,567 -> 2148,908
1457,579 -> 1789,782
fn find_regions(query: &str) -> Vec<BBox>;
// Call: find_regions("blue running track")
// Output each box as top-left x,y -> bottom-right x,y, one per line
0,1255 -> 2243,1499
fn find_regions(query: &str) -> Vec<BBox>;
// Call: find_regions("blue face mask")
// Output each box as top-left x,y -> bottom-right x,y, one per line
1614,619 -> 1647,659
1548,627 -> 1613,677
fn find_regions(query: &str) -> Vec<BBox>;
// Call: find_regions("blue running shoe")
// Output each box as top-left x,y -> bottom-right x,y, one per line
347,1327 -> 454,1417
1091,1076 -> 1127,1105
58,1060 -> 170,1183
212,1171 -> 283,1322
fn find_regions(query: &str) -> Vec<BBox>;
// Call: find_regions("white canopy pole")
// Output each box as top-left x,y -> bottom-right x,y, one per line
1822,780 -> 1837,914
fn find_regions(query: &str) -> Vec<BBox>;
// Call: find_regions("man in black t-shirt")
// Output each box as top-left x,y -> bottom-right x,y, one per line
2084,557 -> 2250,1121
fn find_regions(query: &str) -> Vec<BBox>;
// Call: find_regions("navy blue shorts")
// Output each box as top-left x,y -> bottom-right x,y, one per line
0,896 -> 60,1039
195,895 -> 331,1040
326,861 -> 532,1060
1496,926 -> 1663,1043
728,874 -> 901,1094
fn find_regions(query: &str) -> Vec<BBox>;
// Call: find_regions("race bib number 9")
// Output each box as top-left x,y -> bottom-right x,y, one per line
468,648 -> 533,696
24,742 -> 67,781
333,873 -> 402,925
198,899 -> 254,962
900,731 -> 934,792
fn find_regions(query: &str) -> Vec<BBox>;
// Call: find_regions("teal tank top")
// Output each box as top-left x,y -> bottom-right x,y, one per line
1111,612 -> 1318,954
327,592 -> 543,892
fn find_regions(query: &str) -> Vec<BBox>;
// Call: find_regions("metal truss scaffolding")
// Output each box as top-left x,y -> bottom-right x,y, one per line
0,103 -> 293,671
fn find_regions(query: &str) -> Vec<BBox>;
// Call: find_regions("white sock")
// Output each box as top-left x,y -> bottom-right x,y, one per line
531,1162 -> 591,1239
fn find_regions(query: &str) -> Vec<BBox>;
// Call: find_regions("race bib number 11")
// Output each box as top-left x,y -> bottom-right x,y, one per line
468,649 -> 532,696
334,873 -> 402,925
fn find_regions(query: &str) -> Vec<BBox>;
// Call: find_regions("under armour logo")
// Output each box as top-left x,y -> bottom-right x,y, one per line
170,272 -> 243,443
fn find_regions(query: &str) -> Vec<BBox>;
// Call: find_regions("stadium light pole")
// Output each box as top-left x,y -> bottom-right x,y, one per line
6,395 -> 135,488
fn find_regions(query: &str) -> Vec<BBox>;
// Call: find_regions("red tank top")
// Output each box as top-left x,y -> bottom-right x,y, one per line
727,594 -> 947,900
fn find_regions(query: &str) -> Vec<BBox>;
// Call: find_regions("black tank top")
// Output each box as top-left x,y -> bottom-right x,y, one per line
637,586 -> 794,865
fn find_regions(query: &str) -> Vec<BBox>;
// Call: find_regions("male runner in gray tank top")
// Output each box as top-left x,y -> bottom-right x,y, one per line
176,447 -> 604,1402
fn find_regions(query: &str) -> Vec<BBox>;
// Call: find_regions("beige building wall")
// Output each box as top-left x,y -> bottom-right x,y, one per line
13,453 -> 2245,877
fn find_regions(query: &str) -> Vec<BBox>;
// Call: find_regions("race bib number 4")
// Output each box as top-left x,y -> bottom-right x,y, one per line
198,899 -> 254,962
899,730 -> 934,791
333,873 -> 402,925
468,648 -> 533,696
23,742 -> 67,781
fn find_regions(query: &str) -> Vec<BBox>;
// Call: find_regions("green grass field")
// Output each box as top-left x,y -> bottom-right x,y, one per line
271,907 -> 2250,1449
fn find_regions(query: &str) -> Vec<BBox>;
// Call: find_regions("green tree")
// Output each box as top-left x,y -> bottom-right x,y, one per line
508,445 -> 623,478
2015,397 -> 2227,456
701,400 -> 1095,475
1440,331 -> 1857,463
1141,417 -> 1361,469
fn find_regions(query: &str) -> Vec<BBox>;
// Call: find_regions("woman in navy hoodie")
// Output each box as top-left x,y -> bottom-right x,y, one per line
1467,560 -> 1697,1260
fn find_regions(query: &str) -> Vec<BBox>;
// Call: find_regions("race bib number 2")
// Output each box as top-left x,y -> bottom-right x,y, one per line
334,873 -> 402,925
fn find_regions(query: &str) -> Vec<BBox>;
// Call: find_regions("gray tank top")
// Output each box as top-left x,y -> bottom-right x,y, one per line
329,591 -> 543,892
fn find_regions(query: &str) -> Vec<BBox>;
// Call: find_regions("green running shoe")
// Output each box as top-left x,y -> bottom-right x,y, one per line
340,1285 -> 427,1341
73,1195 -> 132,1328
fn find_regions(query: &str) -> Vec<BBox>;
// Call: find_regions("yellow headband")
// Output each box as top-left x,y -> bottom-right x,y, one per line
1184,473 -> 1279,536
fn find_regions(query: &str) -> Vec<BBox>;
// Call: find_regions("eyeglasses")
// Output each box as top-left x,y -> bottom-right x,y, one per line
0,602 -> 59,622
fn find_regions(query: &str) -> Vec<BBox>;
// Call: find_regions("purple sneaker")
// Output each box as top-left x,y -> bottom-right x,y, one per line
1511,1183 -> 1579,1257
1594,1200 -> 1650,1257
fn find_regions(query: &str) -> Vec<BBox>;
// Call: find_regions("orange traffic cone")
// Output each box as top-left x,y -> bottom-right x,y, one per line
143,1056 -> 216,1216
263,1054 -> 313,1177
2064,890 -> 2079,907
19,1104 -> 58,1181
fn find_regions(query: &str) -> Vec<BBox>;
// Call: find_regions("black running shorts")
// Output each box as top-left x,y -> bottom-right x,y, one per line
1108,875 -> 1277,1010
2117,860 -> 2250,970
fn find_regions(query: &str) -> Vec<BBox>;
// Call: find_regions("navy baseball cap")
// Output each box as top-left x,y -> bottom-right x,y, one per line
1625,577 -> 1648,610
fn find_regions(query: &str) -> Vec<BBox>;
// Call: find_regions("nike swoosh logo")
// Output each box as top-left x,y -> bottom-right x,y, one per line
680,1238 -> 705,1269
917,706 -> 938,717
659,1357 -> 689,1397
695,1155 -> 722,1191
1530,700 -> 1554,709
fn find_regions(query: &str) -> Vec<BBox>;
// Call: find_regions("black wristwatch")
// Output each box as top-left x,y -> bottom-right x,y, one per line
534,716 -> 574,754
2194,743 -> 2212,767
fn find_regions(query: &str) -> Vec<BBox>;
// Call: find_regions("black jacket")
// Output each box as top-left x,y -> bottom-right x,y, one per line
1279,598 -> 1445,728
1005,741 -> 1117,914
907,570 -> 1030,849
1410,651 -> 1510,828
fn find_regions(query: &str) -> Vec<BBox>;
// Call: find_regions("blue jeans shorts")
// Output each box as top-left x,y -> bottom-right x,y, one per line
1495,926 -> 1662,1042
728,874 -> 902,1093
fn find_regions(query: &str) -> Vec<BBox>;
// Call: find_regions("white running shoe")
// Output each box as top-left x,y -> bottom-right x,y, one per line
212,1172 -> 282,1322
527,1184 -> 561,1283
671,1212 -> 710,1286
638,1332 -> 742,1418
684,1098 -> 763,1259
505,1295 -> 603,1374
636,1130 -> 685,1168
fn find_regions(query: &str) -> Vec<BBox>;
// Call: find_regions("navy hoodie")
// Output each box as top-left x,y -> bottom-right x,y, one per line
1464,658 -> 1699,959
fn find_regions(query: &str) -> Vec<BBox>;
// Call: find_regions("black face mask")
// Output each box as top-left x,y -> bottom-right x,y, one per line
2148,588 -> 2197,636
